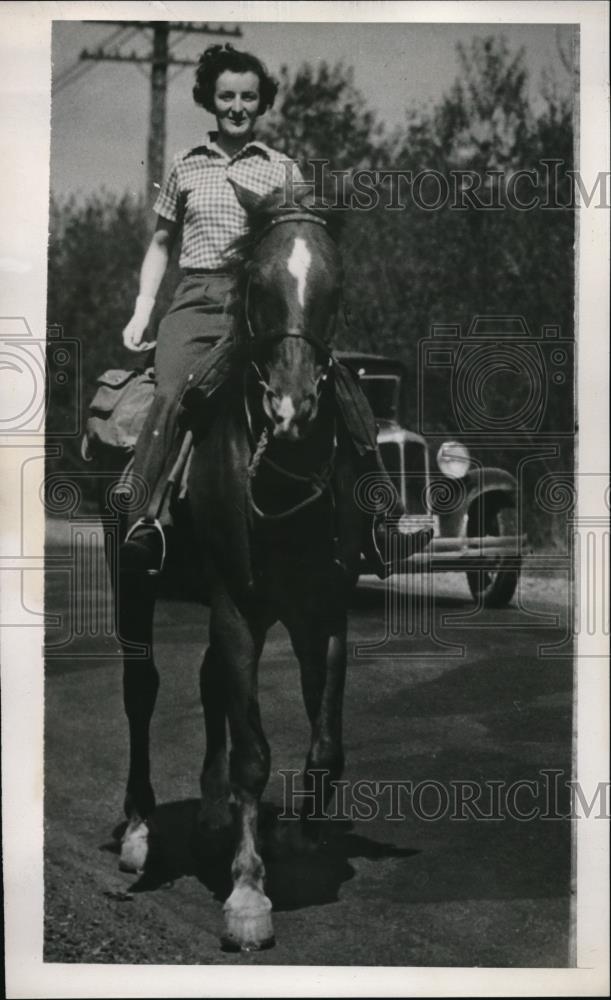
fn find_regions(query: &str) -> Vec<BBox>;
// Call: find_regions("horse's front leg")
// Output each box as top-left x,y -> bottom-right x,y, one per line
198,640 -> 232,838
212,587 -> 273,951
116,567 -> 159,873
286,594 -> 348,844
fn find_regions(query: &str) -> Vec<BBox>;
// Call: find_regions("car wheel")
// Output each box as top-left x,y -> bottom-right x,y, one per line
466,505 -> 521,608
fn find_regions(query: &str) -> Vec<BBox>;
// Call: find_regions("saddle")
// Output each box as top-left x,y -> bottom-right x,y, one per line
85,364 -> 397,586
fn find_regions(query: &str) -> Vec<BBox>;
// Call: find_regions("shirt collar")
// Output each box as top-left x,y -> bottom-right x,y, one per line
202,131 -> 272,162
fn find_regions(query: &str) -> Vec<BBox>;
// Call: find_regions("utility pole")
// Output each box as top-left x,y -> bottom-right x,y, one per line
80,20 -> 242,204
148,23 -> 169,205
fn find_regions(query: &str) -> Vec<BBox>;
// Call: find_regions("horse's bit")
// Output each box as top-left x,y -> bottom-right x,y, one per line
245,417 -> 338,523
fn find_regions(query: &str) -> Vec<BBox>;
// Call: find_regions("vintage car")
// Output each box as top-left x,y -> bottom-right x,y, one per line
339,351 -> 526,607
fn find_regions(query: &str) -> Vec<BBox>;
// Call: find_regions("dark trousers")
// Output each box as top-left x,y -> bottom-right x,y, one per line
130,272 -> 390,524
129,273 -> 235,523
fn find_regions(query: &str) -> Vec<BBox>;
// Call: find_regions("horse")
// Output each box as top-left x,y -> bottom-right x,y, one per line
115,182 -> 364,951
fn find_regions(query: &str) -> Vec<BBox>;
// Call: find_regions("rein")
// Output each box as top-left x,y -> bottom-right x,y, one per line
244,375 -> 337,523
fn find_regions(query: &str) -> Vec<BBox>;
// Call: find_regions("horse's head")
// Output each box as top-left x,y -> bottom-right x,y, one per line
229,181 -> 342,441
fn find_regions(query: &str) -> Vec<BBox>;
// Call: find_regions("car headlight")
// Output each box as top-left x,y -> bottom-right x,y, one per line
436,441 -> 470,478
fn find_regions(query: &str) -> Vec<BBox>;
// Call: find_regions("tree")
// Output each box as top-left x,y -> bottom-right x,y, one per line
46,38 -> 575,543
258,61 -> 387,172
47,192 -> 150,480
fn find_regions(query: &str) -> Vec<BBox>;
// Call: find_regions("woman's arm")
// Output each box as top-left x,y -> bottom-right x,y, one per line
122,216 -> 179,351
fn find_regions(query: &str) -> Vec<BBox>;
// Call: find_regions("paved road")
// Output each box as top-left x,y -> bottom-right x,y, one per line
44,528 -> 573,966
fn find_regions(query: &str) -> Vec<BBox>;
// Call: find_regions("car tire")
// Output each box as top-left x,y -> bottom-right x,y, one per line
466,504 -> 521,608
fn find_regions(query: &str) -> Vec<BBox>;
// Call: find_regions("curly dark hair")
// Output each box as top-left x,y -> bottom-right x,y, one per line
193,44 -> 278,115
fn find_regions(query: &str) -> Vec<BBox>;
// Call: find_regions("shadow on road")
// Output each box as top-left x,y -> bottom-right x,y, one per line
102,800 -> 419,913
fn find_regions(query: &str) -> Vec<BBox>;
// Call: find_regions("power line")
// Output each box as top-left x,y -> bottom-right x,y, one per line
53,24 -> 135,89
78,20 -> 242,204
52,25 -> 145,97
52,60 -> 99,97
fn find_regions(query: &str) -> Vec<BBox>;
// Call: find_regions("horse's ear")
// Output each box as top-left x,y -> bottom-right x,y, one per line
286,183 -> 320,209
230,180 -> 301,216
299,174 -> 350,215
229,180 -> 269,215
299,179 -> 348,236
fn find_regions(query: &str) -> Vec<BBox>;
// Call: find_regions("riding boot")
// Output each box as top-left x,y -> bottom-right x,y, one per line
121,429 -> 193,576
121,348 -> 235,578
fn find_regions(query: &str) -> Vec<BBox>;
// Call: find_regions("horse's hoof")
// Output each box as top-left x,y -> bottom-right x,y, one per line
221,886 -> 275,952
119,819 -> 149,873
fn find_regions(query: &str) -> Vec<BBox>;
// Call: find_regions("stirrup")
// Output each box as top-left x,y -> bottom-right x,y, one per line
124,517 -> 167,576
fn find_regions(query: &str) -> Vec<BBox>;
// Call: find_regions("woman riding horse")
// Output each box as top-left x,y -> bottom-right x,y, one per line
115,43 -> 432,952
119,175 -> 363,952
120,43 -> 431,576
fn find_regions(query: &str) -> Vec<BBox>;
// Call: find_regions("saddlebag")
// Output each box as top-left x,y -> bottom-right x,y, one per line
82,367 -> 156,461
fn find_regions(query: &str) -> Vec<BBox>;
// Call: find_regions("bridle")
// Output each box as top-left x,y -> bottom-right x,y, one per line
243,211 -> 336,355
245,414 -> 338,523
243,211 -> 338,522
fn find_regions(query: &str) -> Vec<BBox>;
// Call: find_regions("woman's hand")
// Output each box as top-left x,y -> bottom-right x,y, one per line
122,318 -> 156,352
122,295 -> 156,352
122,217 -> 178,352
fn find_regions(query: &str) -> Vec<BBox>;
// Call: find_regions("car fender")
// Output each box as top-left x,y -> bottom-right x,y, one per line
436,467 -> 518,538
464,466 -> 518,508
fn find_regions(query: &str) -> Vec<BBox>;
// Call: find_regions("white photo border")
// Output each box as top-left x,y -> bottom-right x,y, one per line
1,2 -> 608,997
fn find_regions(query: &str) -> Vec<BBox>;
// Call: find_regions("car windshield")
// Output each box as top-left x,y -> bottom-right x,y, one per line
358,374 -> 401,422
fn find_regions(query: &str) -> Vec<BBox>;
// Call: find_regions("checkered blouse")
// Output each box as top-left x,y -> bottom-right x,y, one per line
153,132 -> 304,270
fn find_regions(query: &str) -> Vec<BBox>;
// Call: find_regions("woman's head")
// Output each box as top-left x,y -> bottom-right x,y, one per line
193,44 -> 278,117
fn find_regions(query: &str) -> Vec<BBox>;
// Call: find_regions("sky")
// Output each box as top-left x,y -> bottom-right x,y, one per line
50,19 -> 575,199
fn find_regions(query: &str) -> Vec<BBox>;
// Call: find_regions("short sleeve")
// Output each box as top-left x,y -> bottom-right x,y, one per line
153,154 -> 181,222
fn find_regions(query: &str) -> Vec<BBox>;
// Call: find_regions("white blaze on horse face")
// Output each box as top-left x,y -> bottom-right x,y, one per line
287,237 -> 311,309
276,395 -> 295,430
267,392 -> 298,438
